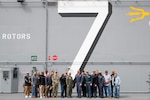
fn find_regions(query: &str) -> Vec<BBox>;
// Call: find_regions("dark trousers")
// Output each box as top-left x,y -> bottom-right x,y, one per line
49,88 -> 52,97
91,86 -> 93,97
76,83 -> 81,98
64,85 -> 67,97
111,86 -> 114,97
61,85 -> 65,97
82,85 -> 86,97
92,85 -> 97,97
86,83 -> 91,97
98,85 -> 104,98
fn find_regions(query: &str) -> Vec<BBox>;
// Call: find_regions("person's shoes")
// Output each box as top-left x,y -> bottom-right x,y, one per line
29,95 -> 31,98
25,96 -> 28,98
40,96 -> 42,99
100,96 -> 104,98
94,96 -> 97,98
115,96 -> 119,98
109,96 -> 112,98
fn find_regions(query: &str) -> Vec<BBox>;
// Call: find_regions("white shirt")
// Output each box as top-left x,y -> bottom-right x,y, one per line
103,74 -> 111,86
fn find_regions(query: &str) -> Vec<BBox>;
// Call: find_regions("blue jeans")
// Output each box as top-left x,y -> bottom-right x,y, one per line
32,85 -> 37,97
114,85 -> 120,97
61,85 -> 65,97
86,83 -> 91,97
104,85 -> 111,97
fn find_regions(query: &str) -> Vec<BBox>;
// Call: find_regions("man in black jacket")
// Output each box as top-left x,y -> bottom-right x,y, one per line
91,71 -> 98,98
111,70 -> 115,97
24,72 -> 31,98
60,73 -> 66,98
39,72 -> 45,99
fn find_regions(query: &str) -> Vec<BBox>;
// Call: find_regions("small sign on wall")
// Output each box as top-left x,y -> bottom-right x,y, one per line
3,71 -> 9,80
31,56 -> 37,61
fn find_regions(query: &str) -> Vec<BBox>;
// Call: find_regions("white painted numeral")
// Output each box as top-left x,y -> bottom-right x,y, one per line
58,1 -> 112,79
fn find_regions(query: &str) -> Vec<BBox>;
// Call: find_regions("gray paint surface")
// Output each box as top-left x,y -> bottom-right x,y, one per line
0,1 -> 150,92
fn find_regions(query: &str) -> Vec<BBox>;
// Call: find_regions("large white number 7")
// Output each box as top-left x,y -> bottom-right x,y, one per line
58,1 -> 112,79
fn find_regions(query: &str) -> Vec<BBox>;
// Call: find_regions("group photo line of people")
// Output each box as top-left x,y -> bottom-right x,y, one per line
24,69 -> 121,99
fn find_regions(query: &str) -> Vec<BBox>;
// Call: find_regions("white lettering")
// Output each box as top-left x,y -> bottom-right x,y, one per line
2,33 -> 6,39
7,34 -> 11,39
1,33 -> 31,40
17,34 -> 21,39
22,34 -> 25,39
12,33 -> 16,39
26,34 -> 31,39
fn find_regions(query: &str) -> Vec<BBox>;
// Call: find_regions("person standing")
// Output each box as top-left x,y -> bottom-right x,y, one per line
49,71 -> 54,97
75,70 -> 82,98
85,71 -> 92,98
24,72 -> 31,98
66,72 -> 73,98
31,72 -> 39,98
45,72 -> 51,98
97,71 -> 105,98
39,72 -> 45,99
64,72 -> 68,97
111,70 -> 115,97
81,71 -> 86,97
60,73 -> 66,98
113,73 -> 121,98
52,71 -> 59,97
103,70 -> 111,97
91,71 -> 98,98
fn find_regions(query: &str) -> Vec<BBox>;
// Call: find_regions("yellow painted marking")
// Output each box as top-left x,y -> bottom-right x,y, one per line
127,6 -> 150,23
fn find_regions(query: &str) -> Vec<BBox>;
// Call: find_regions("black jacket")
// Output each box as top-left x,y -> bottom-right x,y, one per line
39,75 -> 45,85
24,76 -> 31,86
60,76 -> 66,86
92,74 -> 98,85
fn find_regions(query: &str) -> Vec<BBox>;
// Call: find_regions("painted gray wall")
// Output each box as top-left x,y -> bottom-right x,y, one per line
0,1 -> 150,92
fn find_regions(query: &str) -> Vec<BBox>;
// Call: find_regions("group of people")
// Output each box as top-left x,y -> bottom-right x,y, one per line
74,70 -> 121,98
24,70 -> 121,99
